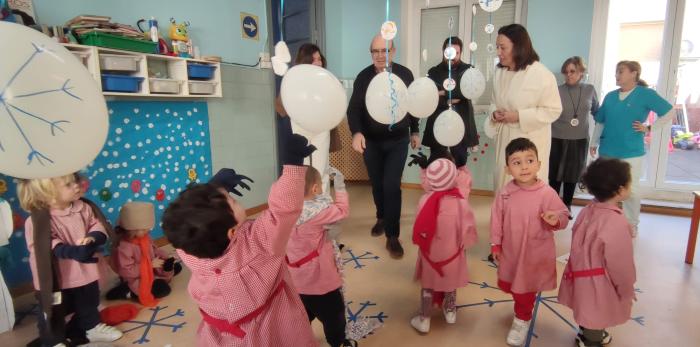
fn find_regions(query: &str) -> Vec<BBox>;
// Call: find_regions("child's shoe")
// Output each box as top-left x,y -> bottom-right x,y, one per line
506,317 -> 530,346
575,330 -> 611,347
341,339 -> 358,347
410,315 -> 430,334
86,323 -> 123,342
442,307 -> 457,324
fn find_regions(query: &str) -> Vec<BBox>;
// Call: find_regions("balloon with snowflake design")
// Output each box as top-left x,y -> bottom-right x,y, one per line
0,21 -> 108,179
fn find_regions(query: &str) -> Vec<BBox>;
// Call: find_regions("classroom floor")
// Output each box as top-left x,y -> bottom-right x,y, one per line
3,184 -> 699,347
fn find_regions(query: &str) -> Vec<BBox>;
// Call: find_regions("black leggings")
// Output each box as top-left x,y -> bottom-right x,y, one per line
300,288 -> 346,347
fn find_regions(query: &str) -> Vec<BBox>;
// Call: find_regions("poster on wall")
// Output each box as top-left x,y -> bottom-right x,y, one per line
0,100 -> 213,288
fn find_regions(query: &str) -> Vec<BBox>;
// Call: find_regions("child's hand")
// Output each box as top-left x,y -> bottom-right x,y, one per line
152,258 -> 165,268
77,236 -> 95,246
541,211 -> 560,226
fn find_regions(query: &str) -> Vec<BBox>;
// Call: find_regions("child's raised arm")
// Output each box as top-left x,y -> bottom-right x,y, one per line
251,165 -> 308,256
306,168 -> 350,227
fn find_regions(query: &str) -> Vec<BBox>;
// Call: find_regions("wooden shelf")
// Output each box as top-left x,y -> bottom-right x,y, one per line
63,43 -> 222,98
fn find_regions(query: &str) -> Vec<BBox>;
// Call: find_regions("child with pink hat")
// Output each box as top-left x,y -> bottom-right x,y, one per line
407,154 -> 478,333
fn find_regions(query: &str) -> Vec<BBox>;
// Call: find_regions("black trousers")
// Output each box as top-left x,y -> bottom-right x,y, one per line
35,281 -> 100,346
550,181 -> 577,209
300,288 -> 346,347
363,136 -> 409,237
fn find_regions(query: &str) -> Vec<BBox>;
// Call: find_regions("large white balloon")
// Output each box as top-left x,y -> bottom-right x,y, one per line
281,64 -> 347,135
459,67 -> 486,100
434,109 -> 465,147
0,21 -> 108,179
366,71 -> 408,125
406,77 -> 438,119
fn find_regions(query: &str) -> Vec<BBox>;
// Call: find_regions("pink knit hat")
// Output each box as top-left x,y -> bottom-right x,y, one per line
426,158 -> 457,191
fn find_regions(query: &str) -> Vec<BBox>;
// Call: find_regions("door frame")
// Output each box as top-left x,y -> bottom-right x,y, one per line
588,0 -> 696,201
401,0 -> 525,84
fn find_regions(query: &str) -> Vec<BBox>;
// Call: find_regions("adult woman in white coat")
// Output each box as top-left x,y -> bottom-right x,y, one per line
484,24 -> 563,192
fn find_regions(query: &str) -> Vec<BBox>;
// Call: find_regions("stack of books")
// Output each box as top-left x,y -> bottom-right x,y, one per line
66,15 -> 144,38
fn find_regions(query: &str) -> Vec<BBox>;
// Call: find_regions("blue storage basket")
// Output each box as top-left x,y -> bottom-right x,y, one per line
101,74 -> 144,93
187,63 -> 216,80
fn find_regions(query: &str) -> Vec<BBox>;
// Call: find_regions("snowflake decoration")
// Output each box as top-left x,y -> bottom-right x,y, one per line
342,249 -> 380,269
457,280 -> 646,347
120,305 -> 186,344
0,42 -> 77,166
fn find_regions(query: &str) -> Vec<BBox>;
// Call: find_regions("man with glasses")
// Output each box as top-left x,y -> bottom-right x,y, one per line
348,34 -> 420,259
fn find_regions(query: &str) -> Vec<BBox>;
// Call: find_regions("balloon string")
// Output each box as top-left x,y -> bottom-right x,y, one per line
279,0 -> 285,41
386,0 -> 397,131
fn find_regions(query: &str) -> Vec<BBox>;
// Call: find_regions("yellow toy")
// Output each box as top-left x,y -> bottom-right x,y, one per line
169,18 -> 193,58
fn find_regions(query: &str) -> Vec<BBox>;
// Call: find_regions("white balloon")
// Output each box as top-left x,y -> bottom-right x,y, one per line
434,109 -> 464,147
365,71 -> 408,125
280,64 -> 347,135
0,21 -> 108,179
459,67 -> 486,100
406,77 -> 438,119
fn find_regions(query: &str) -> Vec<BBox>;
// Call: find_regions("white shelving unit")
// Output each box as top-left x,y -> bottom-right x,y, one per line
63,43 -> 222,98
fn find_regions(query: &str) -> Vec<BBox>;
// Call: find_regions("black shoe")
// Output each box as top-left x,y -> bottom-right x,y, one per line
487,253 -> 495,262
341,339 -> 358,347
371,219 -> 385,237
386,237 -> 404,259
105,281 -> 131,300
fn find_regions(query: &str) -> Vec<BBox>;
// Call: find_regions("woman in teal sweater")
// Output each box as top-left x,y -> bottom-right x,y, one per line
590,60 -> 673,236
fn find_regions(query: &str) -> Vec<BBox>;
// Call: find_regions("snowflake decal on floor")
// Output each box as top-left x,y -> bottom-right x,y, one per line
345,300 -> 387,341
457,280 -> 645,347
0,42 -> 75,165
342,249 -> 380,269
120,306 -> 186,344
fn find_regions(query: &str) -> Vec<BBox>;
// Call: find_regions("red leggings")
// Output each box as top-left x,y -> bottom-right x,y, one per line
498,280 -> 537,321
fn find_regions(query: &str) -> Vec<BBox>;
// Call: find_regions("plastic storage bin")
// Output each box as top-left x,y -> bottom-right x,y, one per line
101,74 -> 144,93
79,32 -> 157,53
149,78 -> 182,94
187,63 -> 216,80
99,54 -> 140,72
188,81 -> 217,95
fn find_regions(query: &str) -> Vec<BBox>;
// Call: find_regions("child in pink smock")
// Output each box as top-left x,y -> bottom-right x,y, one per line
106,202 -> 181,305
286,166 -> 357,347
408,155 -> 478,334
20,174 -> 123,346
489,138 -> 570,346
161,134 -> 318,347
558,158 -> 636,347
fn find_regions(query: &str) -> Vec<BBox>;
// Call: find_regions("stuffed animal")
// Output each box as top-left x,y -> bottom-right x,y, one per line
169,18 -> 193,58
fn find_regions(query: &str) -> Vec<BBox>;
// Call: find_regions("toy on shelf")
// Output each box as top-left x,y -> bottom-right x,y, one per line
169,18 -> 192,58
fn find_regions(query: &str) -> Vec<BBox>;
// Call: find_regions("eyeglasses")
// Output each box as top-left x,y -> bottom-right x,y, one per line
370,49 -> 390,56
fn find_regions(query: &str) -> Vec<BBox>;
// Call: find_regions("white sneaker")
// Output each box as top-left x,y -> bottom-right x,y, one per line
410,315 -> 430,333
52,344 -> 67,347
506,317 -> 530,346
86,323 -> 123,342
443,307 -> 457,324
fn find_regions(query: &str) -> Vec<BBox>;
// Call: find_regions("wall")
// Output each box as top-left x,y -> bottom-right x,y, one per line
0,0 -> 278,290
325,0 -> 402,79
526,0 -> 595,81
32,0 -> 267,65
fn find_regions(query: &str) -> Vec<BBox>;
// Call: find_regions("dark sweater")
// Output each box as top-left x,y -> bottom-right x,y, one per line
347,63 -> 419,141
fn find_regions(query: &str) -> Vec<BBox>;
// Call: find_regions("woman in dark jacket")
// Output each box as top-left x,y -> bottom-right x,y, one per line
422,36 -> 479,167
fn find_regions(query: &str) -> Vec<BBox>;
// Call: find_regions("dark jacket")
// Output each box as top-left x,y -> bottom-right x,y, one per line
347,63 -> 419,141
422,61 -> 479,148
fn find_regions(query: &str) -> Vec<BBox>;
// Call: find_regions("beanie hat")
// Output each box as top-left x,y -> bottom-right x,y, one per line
118,202 -> 155,230
426,158 -> 457,191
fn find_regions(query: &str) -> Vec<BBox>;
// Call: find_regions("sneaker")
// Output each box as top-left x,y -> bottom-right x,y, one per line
86,323 -> 123,342
602,330 -> 612,344
410,315 -> 430,333
386,237 -> 404,259
443,307 -> 457,324
371,219 -> 385,237
506,317 -> 530,346
575,331 -> 611,347
52,344 -> 67,347
341,339 -> 358,347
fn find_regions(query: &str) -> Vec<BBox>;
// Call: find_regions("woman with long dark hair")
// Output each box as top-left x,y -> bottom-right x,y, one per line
484,24 -> 563,192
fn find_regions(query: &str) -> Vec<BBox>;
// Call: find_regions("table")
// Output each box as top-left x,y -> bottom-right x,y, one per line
685,191 -> 700,264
